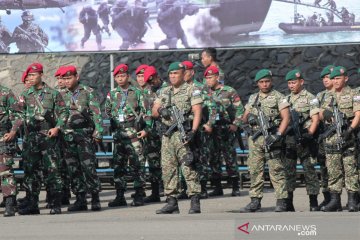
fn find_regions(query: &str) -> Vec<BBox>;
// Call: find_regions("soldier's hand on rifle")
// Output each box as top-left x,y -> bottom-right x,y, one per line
137,130 -> 148,139
48,127 -> 60,138
184,130 -> 196,144
323,109 -> 333,122
228,124 -> 238,132
247,113 -> 257,126
203,124 -> 212,133
265,132 -> 282,147
3,130 -> 17,142
158,107 -> 171,120
342,126 -> 353,141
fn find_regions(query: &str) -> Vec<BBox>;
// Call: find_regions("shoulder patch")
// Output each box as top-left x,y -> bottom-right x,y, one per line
310,98 -> 319,106
192,89 -> 201,97
353,95 -> 360,102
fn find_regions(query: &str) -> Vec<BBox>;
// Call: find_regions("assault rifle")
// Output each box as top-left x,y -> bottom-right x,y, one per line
16,26 -> 52,52
164,105 -> 188,143
251,102 -> 273,152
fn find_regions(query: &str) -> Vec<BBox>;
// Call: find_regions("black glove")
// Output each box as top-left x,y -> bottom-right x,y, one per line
247,113 -> 257,126
302,132 -> 313,140
322,109 -> 333,122
265,132 -> 282,147
342,127 -> 353,141
158,107 -> 171,120
184,130 -> 196,143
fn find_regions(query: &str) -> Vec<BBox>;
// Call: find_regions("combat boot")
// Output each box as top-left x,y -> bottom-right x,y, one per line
62,189 -> 71,205
309,195 -> 319,211
67,192 -> 88,212
3,196 -> 16,217
274,199 -> 288,212
347,191 -> 359,212
321,192 -> 342,212
286,192 -> 295,212
18,195 -> 40,215
131,188 -> 145,207
159,181 -> 165,197
231,177 -> 241,196
91,193 -> 101,211
208,179 -> 223,197
188,194 -> 201,214
240,198 -> 262,212
50,192 -> 62,215
156,196 -> 179,214
200,180 -> 208,199
144,182 -> 161,203
108,189 -> 127,207
318,191 -> 331,209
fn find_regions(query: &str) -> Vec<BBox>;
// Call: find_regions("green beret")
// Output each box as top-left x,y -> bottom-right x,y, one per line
168,62 -> 185,74
320,65 -> 334,78
286,69 -> 302,81
255,69 -> 272,82
330,66 -> 347,79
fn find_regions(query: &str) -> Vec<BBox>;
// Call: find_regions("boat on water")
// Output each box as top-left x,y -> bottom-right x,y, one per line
279,22 -> 360,34
209,0 -> 272,42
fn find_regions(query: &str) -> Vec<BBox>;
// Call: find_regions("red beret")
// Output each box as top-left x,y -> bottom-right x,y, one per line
135,64 -> 149,75
21,71 -> 27,83
54,66 -> 65,77
60,65 -> 77,77
144,66 -> 158,83
26,63 -> 43,73
113,64 -> 128,76
204,66 -> 219,77
182,61 -> 194,70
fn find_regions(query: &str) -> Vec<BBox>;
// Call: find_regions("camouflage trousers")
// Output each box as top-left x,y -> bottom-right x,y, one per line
317,140 -> 329,192
284,136 -> 320,195
112,127 -> 146,191
192,129 -> 212,182
64,129 -> 101,194
324,135 -> 359,193
24,131 -> 63,196
161,131 -> 200,197
210,126 -> 238,180
247,136 -> 288,199
0,133 -> 17,197
58,136 -> 71,193
143,131 -> 162,183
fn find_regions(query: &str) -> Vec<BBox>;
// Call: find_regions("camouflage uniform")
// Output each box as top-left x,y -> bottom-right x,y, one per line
0,21 -> 12,53
285,89 -> 320,195
18,82 -> 67,211
0,85 -> 21,199
12,20 -> 48,53
62,84 -> 103,196
321,86 -> 359,194
245,89 -> 289,200
105,85 -> 151,194
154,82 -> 202,197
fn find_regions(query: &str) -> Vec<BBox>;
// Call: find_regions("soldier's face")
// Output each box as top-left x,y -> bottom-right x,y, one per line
27,72 -> 42,87
184,69 -> 194,83
136,73 -> 146,87
148,76 -> 161,87
24,79 -> 32,89
201,52 -> 212,67
333,75 -> 348,91
322,74 -> 333,89
115,73 -> 129,87
257,78 -> 272,93
169,70 -> 185,87
64,75 -> 79,91
205,74 -> 219,88
287,79 -> 303,94
57,76 -> 66,89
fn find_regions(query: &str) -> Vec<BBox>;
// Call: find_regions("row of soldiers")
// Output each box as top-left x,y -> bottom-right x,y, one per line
1,53 -> 360,217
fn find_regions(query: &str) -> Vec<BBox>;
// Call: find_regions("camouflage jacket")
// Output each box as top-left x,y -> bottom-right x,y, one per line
208,84 -> 244,127
154,82 -> 203,127
18,82 -> 68,131
62,84 -> 103,139
0,85 -> 22,132
245,89 -> 290,127
12,23 -> 49,53
0,24 -> 12,53
316,89 -> 331,108
105,85 -> 152,132
286,89 -> 320,129
54,86 -> 68,98
191,81 -> 217,126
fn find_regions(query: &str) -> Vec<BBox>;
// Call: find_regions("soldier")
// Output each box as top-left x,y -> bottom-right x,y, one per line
320,66 -> 360,212
97,1 -> 112,36
284,69 -> 321,211
201,48 -> 225,84
0,84 -> 22,217
17,63 -> 68,215
12,10 -> 49,53
0,16 -> 12,53
204,66 -> 243,197
240,69 -> 290,212
132,0 -> 150,45
60,66 -> 103,212
105,64 -> 151,207
152,62 -> 202,214
316,65 -> 334,209
79,5 -> 105,51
